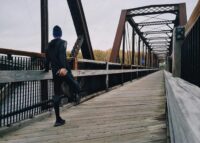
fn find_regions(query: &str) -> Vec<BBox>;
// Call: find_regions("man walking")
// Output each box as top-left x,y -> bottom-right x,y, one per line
45,25 -> 80,127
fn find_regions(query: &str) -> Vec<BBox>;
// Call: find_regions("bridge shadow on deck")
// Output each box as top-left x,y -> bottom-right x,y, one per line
0,71 -> 166,143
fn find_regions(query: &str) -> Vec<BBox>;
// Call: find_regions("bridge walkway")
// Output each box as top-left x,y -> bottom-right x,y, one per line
0,71 -> 166,143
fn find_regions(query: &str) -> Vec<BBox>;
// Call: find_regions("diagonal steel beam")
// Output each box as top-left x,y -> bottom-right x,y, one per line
110,10 -> 128,62
127,18 -> 150,48
67,0 -> 94,60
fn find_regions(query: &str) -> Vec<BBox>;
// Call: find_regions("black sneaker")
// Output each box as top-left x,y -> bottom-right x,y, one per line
75,93 -> 80,105
54,118 -> 65,127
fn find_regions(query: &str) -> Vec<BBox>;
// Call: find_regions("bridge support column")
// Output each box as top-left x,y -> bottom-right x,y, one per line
172,26 -> 185,77
166,56 -> 172,72
41,0 -> 49,110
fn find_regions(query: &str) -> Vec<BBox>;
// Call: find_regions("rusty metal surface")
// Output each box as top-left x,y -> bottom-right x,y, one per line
177,3 -> 187,26
185,0 -> 200,35
67,0 -> 94,60
131,30 -> 135,65
110,3 -> 187,67
110,10 -> 128,63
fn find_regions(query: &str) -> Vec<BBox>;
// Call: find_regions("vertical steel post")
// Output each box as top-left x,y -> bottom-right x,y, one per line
41,0 -> 48,53
145,46 -> 147,67
142,42 -> 144,66
122,27 -> 126,64
41,0 -> 48,110
138,37 -> 141,65
178,3 -> 187,26
105,62 -> 109,91
150,51 -> 152,67
132,29 -> 135,65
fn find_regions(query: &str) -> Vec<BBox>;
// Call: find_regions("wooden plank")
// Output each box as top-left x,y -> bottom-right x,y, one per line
0,71 -> 166,143
0,69 -> 158,83
165,71 -> 200,143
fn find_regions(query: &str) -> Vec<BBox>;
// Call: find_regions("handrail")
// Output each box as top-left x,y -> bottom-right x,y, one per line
165,71 -> 200,143
0,48 -> 152,68
0,68 -> 158,83
185,0 -> 200,35
0,48 -> 45,58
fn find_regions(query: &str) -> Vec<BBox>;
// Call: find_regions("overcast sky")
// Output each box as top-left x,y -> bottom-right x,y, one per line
0,0 -> 198,52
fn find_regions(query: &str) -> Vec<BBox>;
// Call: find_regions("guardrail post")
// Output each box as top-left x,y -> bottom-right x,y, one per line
105,62 -> 109,91
172,26 -> 185,77
121,64 -> 124,85
136,67 -> 139,78
131,65 -> 133,81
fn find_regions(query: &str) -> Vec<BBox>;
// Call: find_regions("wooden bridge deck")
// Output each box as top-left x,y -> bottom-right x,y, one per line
0,71 -> 166,143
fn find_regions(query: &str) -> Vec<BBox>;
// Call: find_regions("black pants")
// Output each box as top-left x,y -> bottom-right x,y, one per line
53,72 -> 80,96
52,72 -> 80,120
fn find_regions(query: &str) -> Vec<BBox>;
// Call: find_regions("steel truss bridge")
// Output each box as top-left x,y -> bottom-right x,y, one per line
0,0 -> 200,143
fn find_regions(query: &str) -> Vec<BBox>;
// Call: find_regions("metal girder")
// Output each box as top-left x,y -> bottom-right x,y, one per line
110,10 -> 128,62
41,0 -> 48,53
152,49 -> 168,52
153,52 -> 168,55
147,39 -> 171,42
67,0 -> 94,60
142,30 -> 172,35
153,50 -> 168,53
132,29 -> 135,64
149,41 -> 170,44
152,48 -> 169,51
185,1 -> 200,34
137,20 -> 175,26
150,42 -> 170,44
127,4 -> 179,17
110,3 -> 187,65
177,3 -> 187,26
146,37 -> 172,40
151,46 -> 169,49
127,18 -> 150,48
40,0 -> 49,110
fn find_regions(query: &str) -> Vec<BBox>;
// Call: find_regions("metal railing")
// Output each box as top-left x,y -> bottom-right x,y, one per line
181,3 -> 200,87
0,50 -> 157,127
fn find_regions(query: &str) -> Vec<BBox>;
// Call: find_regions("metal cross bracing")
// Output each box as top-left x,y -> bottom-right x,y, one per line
110,3 -> 187,67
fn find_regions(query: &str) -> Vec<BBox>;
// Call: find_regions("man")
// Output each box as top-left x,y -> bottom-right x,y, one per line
45,25 -> 80,127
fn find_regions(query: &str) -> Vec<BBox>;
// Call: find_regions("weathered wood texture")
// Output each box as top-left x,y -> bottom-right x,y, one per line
0,48 -> 45,58
165,71 -> 200,143
0,69 -> 157,83
0,71 -> 166,143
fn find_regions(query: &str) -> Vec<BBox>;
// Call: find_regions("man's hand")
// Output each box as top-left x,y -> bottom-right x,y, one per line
59,68 -> 67,77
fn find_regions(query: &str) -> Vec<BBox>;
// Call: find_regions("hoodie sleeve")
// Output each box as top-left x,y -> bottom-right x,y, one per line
58,41 -> 67,69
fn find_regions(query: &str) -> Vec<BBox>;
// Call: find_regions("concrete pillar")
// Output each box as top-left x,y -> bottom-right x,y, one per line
172,26 -> 185,77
